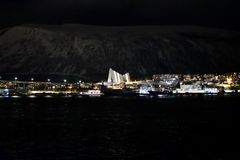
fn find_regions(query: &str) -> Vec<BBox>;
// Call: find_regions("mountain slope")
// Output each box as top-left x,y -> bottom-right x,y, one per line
0,24 -> 240,81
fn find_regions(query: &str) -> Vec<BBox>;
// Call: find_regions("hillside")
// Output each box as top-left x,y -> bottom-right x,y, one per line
0,24 -> 240,81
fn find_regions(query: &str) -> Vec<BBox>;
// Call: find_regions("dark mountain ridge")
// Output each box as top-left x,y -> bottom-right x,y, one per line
0,24 -> 240,81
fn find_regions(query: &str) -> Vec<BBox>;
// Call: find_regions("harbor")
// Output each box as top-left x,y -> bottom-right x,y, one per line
0,69 -> 240,98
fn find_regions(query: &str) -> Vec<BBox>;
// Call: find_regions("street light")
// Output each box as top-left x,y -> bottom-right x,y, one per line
64,79 -> 67,83
47,79 -> 51,82
14,77 -> 18,81
31,78 -> 34,81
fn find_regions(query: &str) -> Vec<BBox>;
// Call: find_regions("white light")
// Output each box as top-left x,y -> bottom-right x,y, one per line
31,78 -> 34,81
12,96 -> 20,98
14,77 -> 18,81
45,95 -> 52,98
47,79 -> 51,82
64,79 -> 67,83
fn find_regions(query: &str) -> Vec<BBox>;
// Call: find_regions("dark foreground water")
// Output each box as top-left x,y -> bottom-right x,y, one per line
0,95 -> 239,160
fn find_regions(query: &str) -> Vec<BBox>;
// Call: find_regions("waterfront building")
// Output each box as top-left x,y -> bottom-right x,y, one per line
153,74 -> 180,81
152,74 -> 179,88
107,68 -> 131,84
180,82 -> 202,92
139,83 -> 152,95
0,89 -> 10,96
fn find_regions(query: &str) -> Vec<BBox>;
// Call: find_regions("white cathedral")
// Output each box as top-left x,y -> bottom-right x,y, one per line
107,68 -> 131,84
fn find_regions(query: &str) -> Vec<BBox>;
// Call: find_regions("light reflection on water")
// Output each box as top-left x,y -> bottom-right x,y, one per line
0,92 -> 239,100
45,95 -> 53,98
28,95 -> 36,98
12,95 -> 20,98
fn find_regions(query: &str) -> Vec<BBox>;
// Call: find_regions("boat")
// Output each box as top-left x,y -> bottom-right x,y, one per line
148,90 -> 173,96
80,90 -> 103,97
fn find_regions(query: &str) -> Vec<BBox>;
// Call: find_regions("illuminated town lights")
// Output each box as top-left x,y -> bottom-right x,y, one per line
68,84 -> 73,89
227,77 -> 233,85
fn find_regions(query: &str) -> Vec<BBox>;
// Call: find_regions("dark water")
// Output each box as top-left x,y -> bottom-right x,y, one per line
0,96 -> 239,160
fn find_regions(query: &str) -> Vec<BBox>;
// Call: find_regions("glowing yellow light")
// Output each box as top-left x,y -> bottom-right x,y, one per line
227,77 -> 232,85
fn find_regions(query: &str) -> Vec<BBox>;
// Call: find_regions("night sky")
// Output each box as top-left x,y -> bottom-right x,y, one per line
0,0 -> 239,30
